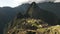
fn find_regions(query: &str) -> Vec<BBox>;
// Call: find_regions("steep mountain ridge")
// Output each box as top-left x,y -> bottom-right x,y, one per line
4,2 -> 60,34
0,2 -> 60,34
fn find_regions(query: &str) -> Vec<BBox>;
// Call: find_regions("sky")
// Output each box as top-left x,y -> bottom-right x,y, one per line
0,0 -> 60,7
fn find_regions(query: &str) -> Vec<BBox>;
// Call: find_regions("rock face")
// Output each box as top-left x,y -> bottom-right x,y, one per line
4,2 -> 59,34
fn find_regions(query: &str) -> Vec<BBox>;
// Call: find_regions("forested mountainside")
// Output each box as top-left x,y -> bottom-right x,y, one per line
0,2 -> 60,34
4,2 -> 60,34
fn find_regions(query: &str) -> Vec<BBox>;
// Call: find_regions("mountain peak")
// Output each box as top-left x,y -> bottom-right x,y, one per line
31,2 -> 36,6
25,2 -> 41,18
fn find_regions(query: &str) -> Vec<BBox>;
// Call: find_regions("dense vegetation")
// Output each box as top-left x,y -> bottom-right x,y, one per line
5,18 -> 60,34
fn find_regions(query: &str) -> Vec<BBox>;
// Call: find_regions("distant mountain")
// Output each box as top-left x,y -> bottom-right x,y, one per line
14,2 -> 60,18
0,2 -> 60,34
38,2 -> 60,18
0,6 -> 18,33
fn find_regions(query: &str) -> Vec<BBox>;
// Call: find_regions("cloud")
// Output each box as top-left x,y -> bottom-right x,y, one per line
0,0 -> 29,7
11,0 -> 29,7
44,0 -> 56,2
0,0 -> 60,7
28,0 -> 56,3
55,0 -> 60,2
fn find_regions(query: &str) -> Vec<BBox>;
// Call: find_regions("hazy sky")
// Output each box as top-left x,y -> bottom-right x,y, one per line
0,0 -> 60,7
